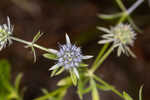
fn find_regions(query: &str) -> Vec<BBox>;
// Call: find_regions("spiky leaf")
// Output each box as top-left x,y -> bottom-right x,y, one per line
43,53 -> 57,60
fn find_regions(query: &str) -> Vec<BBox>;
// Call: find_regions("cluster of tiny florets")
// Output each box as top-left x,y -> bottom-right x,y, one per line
49,34 -> 93,78
57,44 -> 82,69
98,23 -> 136,57
0,17 -> 13,51
111,24 -> 136,46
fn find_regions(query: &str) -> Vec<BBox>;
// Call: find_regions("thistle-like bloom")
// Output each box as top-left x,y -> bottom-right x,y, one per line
0,17 -> 13,51
98,23 -> 136,57
49,34 -> 93,78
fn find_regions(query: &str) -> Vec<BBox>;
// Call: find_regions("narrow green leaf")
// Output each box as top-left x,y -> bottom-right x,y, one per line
51,68 -> 59,77
35,87 -> 68,100
77,80 -> 84,100
50,67 -> 64,77
96,83 -> 112,91
57,88 -> 67,100
97,26 -> 112,34
43,53 -> 57,60
69,70 -> 77,86
31,47 -> 37,62
15,73 -> 23,92
77,78 -> 90,99
139,85 -> 144,100
79,63 -> 88,67
123,91 -> 133,100
55,67 -> 64,76
92,87 -> 99,100
77,90 -> 83,100
82,86 -> 92,94
32,31 -> 44,43
41,88 -> 49,94
98,13 -> 122,20
90,79 -> 100,100
57,77 -> 72,86
7,92 -> 18,100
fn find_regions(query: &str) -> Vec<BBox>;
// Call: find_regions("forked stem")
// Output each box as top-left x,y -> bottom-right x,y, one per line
10,36 -> 51,53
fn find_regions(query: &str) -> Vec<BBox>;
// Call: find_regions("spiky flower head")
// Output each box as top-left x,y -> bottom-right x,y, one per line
48,34 -> 93,78
0,17 -> 13,51
98,23 -> 136,57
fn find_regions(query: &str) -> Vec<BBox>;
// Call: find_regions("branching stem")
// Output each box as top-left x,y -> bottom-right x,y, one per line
10,36 -> 51,53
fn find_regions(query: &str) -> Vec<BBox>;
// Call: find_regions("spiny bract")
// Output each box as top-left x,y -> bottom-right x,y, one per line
0,17 -> 13,51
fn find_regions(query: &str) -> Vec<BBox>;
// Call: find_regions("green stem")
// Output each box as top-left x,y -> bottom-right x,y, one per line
35,86 -> 68,100
90,0 -> 126,73
92,43 -> 109,67
91,0 -> 130,74
115,0 -> 130,24
90,46 -> 113,73
116,0 -> 143,32
15,90 -> 23,100
118,13 -> 127,24
10,36 -> 51,53
116,0 -> 126,11
93,74 -> 124,99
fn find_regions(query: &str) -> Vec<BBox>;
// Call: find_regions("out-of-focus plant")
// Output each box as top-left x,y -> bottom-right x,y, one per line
0,0 -> 145,100
0,59 -> 23,100
98,0 -> 144,32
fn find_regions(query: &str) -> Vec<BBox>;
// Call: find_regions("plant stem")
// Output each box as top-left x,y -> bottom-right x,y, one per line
127,0 -> 144,15
10,36 -> 51,53
90,46 -> 113,73
118,13 -> 127,24
35,86 -> 68,100
93,74 -> 124,99
92,43 -> 109,67
91,0 -> 135,73
116,0 -> 143,32
91,1 -> 126,72
116,0 -> 144,15
116,0 -> 126,11
90,77 -> 100,100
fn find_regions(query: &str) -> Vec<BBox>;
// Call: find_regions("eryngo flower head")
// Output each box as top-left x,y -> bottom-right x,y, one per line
98,23 -> 136,57
0,17 -> 13,51
49,34 -> 93,78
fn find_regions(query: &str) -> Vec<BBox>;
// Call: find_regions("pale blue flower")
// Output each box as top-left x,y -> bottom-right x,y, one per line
49,34 -> 93,78
0,17 -> 13,51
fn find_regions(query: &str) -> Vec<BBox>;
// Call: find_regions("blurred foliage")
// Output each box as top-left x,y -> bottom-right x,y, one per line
35,77 -> 72,100
0,59 -> 11,99
0,59 -> 23,100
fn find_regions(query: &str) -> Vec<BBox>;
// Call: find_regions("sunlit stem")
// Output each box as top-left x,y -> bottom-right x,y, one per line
118,13 -> 127,24
93,74 -> 124,99
116,0 -> 126,11
127,0 -> 144,15
92,43 -> 109,68
35,86 -> 69,100
90,46 -> 113,73
13,90 -> 23,100
10,36 -> 51,53
116,0 -> 144,24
